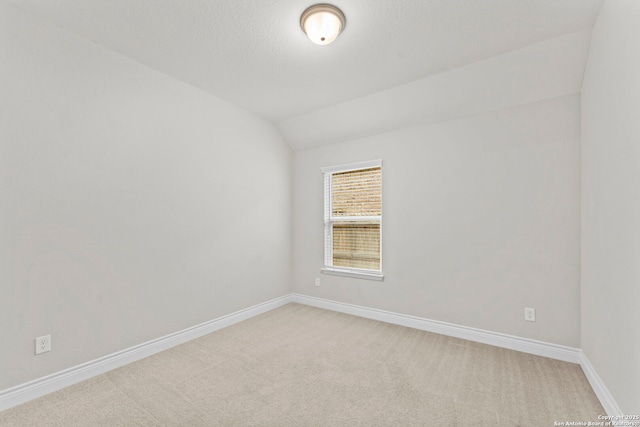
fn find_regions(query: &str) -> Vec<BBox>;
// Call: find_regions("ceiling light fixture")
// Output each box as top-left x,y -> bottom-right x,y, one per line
300,4 -> 346,45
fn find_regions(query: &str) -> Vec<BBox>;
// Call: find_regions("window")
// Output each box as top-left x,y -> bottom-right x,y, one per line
321,160 -> 383,280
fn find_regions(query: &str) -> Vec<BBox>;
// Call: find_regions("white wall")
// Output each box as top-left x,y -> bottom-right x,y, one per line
293,95 -> 581,347
581,0 -> 640,414
0,3 -> 292,390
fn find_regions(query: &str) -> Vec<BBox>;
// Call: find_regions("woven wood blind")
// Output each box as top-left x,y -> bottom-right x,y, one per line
328,166 -> 382,271
331,167 -> 382,217
332,222 -> 381,270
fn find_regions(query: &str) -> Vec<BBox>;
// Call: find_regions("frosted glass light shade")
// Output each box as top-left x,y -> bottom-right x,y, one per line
300,4 -> 346,45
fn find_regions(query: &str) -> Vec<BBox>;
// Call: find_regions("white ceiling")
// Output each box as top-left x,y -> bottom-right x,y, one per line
6,0 -> 604,148
280,29 -> 592,149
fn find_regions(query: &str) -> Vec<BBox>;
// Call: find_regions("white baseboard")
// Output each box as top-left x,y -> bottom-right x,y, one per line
0,294 -> 293,412
2,292 -> 622,418
292,294 -> 582,363
579,353 -> 624,416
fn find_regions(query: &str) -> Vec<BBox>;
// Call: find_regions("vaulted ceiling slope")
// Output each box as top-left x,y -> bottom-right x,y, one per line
6,0 -> 603,149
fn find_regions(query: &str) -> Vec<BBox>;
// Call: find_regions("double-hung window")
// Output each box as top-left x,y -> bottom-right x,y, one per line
321,160 -> 383,280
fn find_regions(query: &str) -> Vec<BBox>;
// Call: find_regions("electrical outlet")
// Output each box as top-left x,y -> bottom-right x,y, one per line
524,308 -> 536,322
315,277 -> 321,287
35,334 -> 51,355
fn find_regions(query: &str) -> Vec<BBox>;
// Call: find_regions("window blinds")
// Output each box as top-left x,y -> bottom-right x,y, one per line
332,221 -> 381,270
331,167 -> 382,217
324,164 -> 382,273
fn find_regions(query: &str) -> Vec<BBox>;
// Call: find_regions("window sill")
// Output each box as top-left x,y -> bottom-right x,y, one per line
321,267 -> 384,281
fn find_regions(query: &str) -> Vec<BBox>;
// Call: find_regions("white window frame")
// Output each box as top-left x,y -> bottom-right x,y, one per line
321,159 -> 384,281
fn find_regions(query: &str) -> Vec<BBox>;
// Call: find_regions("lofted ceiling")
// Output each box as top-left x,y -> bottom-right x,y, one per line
5,0 -> 604,149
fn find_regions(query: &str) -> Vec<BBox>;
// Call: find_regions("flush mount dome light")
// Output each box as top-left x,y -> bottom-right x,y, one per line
300,4 -> 346,45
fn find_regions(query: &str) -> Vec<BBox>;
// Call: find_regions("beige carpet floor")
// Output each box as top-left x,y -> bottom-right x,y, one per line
0,303 -> 604,426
